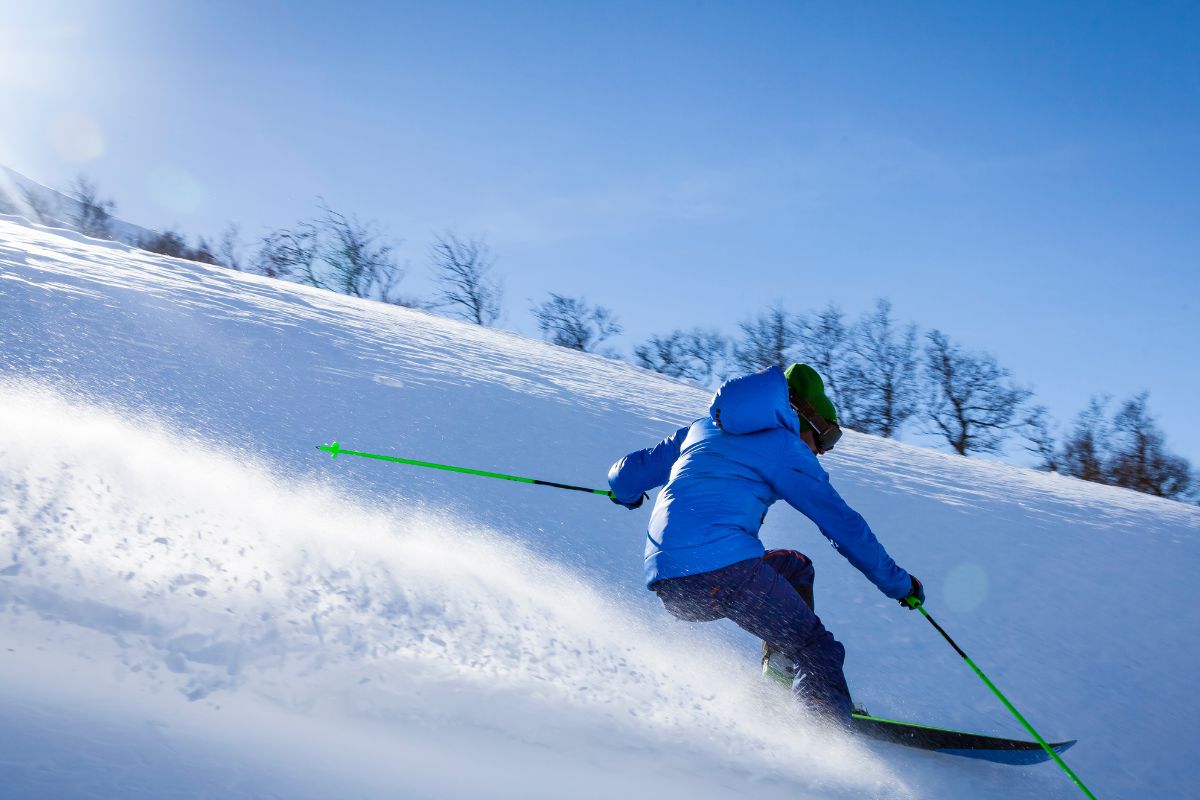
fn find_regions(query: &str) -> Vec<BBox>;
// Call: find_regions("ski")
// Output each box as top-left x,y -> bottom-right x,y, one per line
849,712 -> 1077,765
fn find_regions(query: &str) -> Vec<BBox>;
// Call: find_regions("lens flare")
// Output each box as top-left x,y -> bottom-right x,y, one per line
49,111 -> 105,161
147,165 -> 207,214
942,562 -> 989,613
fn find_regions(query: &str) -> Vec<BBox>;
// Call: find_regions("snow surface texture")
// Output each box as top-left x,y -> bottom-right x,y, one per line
2,215 -> 1197,798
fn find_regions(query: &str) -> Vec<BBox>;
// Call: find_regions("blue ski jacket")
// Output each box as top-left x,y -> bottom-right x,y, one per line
608,366 -> 912,597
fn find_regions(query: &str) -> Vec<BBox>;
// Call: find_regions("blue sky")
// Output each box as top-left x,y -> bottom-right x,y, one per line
3,1 -> 1197,467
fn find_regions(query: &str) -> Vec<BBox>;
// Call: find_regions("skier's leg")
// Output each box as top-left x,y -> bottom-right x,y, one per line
760,550 -> 816,683
652,573 -> 726,623
763,549 -> 815,611
716,558 -> 852,721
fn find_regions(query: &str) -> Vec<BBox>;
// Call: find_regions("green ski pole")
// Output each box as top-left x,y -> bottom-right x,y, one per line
317,441 -> 616,498
905,598 -> 1096,799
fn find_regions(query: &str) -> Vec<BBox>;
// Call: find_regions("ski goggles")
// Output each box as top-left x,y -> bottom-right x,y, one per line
791,397 -> 843,452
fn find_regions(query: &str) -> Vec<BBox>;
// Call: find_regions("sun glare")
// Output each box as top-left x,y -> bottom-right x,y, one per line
0,10 -> 88,93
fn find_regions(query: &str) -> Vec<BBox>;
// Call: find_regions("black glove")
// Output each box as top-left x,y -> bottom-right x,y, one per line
610,492 -> 646,510
899,575 -> 924,609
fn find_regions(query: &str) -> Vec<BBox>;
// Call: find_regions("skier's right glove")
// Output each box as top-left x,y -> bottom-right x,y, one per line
610,492 -> 646,511
899,575 -> 925,609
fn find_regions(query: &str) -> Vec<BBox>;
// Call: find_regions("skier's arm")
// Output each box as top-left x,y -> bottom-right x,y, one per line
769,441 -> 912,599
607,425 -> 689,504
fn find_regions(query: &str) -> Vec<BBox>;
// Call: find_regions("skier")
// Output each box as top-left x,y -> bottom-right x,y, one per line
608,363 -> 924,723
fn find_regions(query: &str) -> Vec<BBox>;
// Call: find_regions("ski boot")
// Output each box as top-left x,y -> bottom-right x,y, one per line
761,641 -> 795,688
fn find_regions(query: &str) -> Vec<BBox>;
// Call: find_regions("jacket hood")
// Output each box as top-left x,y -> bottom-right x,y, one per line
708,366 -> 801,436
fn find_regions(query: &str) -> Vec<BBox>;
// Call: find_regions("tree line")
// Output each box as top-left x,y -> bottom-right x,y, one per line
12,174 -> 1193,503
641,301 -> 1192,502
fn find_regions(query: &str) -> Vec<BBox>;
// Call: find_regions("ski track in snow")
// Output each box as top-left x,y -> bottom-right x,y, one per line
3,215 -> 1199,798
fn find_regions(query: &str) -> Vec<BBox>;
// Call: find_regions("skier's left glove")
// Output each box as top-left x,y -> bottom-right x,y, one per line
610,492 -> 646,510
899,575 -> 925,609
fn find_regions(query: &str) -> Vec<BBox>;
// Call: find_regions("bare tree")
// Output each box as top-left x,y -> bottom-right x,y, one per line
841,299 -> 920,437
138,229 -> 191,259
1107,393 -> 1192,498
795,304 -> 851,409
532,293 -> 622,352
1059,396 -> 1111,484
732,304 -> 801,373
19,185 -> 59,225
190,236 -> 218,265
252,207 -> 415,305
316,202 -> 405,301
217,223 -> 243,271
385,293 -> 433,310
254,224 -> 316,279
429,231 -> 503,326
634,328 -> 729,386
68,175 -> 115,239
1021,405 -> 1059,472
922,330 -> 1033,455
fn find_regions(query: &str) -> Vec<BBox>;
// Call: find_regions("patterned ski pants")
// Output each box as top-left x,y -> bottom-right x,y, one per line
652,549 -> 852,720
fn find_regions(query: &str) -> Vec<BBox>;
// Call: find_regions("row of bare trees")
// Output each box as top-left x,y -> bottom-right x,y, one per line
12,175 -> 623,356
245,207 -> 516,324
3,173 -> 229,266
633,299 -> 1192,500
1047,394 -> 1192,498
13,174 -> 1190,501
7,175 -> 508,324
250,203 -> 414,304
234,204 -> 635,358
635,300 -> 1025,446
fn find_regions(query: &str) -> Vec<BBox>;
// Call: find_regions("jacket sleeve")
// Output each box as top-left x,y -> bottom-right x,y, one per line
768,440 -> 912,599
607,425 -> 690,503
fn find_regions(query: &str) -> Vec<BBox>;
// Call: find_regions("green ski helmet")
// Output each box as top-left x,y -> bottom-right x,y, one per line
783,363 -> 842,450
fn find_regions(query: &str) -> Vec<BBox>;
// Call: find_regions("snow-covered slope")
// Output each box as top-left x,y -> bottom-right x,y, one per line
1,216 -> 1196,799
